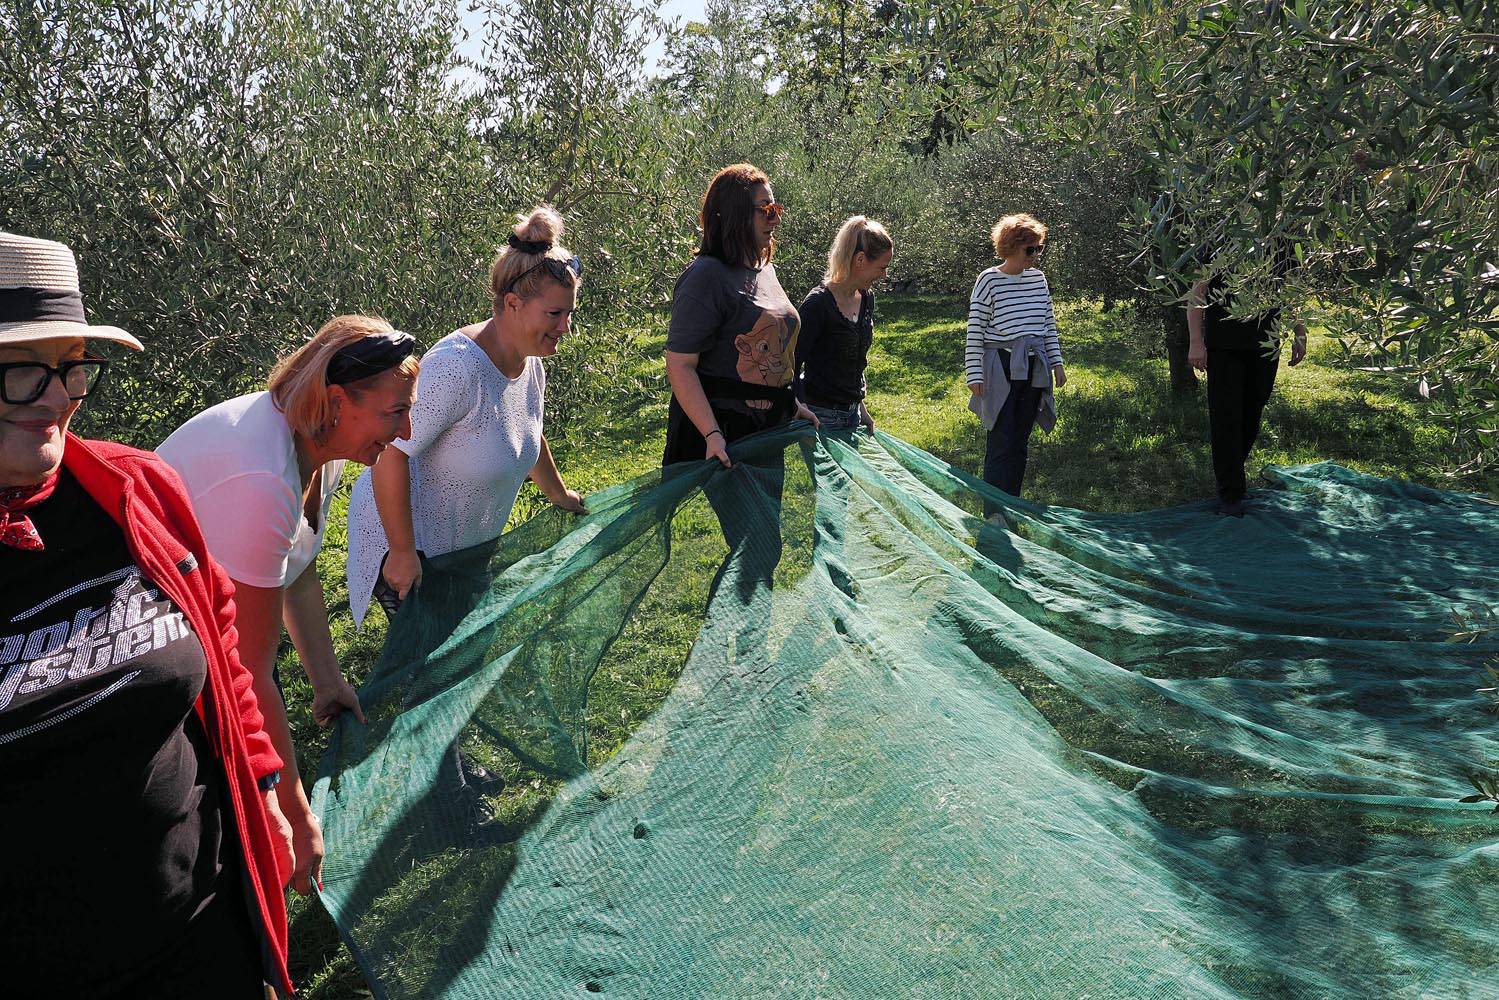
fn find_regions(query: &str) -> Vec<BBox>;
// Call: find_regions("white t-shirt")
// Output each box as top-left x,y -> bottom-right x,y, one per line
156,391 -> 345,589
345,331 -> 545,627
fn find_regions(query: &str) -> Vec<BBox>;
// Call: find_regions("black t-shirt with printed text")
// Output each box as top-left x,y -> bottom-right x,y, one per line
0,469 -> 227,992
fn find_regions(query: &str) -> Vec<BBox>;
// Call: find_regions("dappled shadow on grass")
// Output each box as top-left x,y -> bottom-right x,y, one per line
1263,376 -> 1444,479
891,309 -> 1213,511
294,296 -> 1491,995
869,296 -> 1466,511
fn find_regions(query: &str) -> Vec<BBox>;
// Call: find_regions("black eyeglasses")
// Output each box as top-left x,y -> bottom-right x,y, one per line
0,358 -> 108,405
503,256 -> 582,296
1024,245 -> 1046,258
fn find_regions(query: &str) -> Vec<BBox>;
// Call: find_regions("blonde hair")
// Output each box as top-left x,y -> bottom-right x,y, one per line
823,216 -> 894,286
990,213 -> 1048,259
268,314 -> 420,439
488,205 -> 580,307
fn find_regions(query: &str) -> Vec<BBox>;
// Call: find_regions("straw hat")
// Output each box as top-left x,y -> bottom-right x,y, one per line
0,232 -> 143,350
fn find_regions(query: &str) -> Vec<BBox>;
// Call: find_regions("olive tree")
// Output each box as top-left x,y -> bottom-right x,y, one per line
0,0 -> 504,444
895,0 -> 1499,478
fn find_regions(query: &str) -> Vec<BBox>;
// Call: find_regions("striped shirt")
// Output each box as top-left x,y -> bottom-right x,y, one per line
964,267 -> 1062,384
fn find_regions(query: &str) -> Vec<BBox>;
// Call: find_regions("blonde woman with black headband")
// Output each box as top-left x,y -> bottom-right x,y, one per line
159,314 -> 419,898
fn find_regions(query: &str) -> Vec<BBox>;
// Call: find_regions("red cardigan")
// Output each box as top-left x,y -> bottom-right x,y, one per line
63,433 -> 293,994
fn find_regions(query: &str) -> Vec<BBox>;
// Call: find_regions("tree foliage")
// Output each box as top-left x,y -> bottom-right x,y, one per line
2,0 -> 503,443
3,0 -> 1493,476
898,0 -> 1499,476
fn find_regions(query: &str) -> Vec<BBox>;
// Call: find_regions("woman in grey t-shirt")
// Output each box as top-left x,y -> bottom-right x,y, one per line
663,162 -> 819,468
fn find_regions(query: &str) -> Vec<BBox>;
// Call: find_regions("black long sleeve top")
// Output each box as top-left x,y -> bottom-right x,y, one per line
794,284 -> 875,406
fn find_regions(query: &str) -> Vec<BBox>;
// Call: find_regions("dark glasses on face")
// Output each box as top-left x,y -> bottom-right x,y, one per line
503,256 -> 582,296
0,358 -> 107,405
755,202 -> 785,223
1024,245 -> 1046,257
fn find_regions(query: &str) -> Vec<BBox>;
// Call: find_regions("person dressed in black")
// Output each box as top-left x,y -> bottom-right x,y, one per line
795,215 -> 894,433
1187,250 -> 1307,516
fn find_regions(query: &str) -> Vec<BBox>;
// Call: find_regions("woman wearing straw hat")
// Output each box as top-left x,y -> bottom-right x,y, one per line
158,314 -> 419,904
0,231 -> 295,996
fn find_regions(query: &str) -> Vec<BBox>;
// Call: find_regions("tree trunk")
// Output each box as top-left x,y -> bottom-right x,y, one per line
1163,307 -> 1198,394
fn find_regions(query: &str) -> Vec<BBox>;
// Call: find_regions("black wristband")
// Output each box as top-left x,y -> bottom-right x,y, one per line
705,428 -> 724,441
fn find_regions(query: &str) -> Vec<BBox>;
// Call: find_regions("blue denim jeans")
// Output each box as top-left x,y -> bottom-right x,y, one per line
808,402 -> 862,432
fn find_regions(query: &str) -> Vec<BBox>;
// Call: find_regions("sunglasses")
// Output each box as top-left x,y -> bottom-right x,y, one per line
0,357 -> 108,405
1024,245 -> 1046,257
755,202 -> 786,223
503,255 -> 582,296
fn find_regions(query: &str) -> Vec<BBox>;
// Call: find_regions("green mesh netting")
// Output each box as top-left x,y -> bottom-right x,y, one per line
311,427 -> 1499,1000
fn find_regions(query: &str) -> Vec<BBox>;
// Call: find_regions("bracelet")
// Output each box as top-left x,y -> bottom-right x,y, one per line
705,428 -> 724,441
258,770 -> 281,793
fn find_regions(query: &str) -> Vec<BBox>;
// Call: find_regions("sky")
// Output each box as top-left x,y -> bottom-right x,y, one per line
454,0 -> 709,81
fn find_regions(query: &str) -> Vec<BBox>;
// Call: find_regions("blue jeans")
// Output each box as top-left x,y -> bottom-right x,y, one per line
807,402 -> 862,432
982,353 -> 1044,501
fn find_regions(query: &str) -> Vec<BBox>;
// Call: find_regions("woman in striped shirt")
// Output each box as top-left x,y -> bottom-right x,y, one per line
965,213 -> 1067,501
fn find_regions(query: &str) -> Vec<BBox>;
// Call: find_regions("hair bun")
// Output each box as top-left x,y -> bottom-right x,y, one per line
513,204 -> 564,247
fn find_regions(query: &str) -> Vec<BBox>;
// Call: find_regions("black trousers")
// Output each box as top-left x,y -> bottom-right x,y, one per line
1206,346 -> 1280,503
981,351 -> 1045,502
664,394 -> 787,663
105,880 -> 265,999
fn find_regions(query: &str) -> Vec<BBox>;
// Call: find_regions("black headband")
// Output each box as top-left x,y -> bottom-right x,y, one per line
325,330 -> 417,385
507,233 -> 553,255
0,287 -> 87,325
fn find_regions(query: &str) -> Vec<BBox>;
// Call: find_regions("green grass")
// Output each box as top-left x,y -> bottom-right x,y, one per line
278,294 -> 1490,997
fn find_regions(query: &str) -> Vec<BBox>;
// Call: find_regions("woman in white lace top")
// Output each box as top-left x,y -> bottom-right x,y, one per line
344,206 -> 586,628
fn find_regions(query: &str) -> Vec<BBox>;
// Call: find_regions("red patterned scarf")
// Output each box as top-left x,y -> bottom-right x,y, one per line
0,472 -> 60,551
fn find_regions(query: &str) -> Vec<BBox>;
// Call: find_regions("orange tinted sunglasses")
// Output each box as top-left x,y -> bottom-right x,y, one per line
755,202 -> 786,222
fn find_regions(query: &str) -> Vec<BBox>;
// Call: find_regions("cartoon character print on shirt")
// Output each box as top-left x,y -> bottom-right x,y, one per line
734,308 -> 801,410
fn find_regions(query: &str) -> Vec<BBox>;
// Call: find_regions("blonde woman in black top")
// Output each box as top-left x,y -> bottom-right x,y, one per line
794,216 -> 894,433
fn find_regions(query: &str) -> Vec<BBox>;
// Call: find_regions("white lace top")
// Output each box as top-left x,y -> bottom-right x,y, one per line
345,331 -> 545,627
